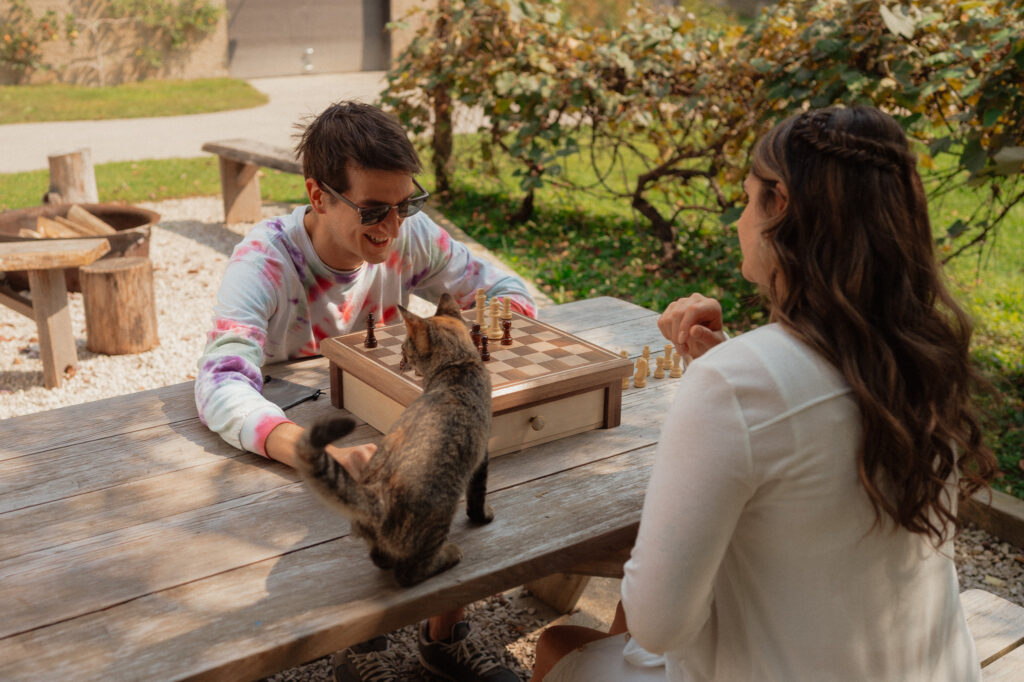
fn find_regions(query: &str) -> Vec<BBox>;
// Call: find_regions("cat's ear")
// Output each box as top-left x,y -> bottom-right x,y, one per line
434,292 -> 463,319
400,306 -> 430,352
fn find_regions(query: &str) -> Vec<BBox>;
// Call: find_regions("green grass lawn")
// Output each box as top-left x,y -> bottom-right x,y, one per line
0,78 -> 268,125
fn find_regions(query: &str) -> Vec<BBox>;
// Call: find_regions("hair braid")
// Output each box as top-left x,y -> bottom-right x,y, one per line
791,110 -> 913,175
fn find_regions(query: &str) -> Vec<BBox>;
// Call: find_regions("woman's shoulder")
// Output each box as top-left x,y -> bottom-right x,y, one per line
694,324 -> 851,411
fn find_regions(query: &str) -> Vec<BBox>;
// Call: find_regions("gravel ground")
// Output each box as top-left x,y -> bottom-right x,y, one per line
2,196 -> 1022,681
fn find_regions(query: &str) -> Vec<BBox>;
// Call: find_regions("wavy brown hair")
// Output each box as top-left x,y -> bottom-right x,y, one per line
750,105 -> 996,544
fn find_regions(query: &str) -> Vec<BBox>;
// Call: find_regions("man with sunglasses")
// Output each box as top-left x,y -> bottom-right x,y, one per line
195,101 -> 533,682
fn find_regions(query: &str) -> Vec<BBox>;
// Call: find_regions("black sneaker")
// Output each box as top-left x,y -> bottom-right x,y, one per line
333,635 -> 400,682
416,620 -> 519,681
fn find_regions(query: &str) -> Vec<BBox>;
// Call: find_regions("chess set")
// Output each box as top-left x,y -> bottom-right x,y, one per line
319,291 -> 635,457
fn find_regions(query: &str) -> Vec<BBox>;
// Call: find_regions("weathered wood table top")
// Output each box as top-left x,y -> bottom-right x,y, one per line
0,297 -> 674,681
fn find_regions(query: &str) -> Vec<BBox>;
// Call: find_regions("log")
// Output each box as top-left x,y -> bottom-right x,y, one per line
80,257 -> 159,355
67,205 -> 117,236
54,216 -> 94,237
46,149 -> 99,204
36,216 -> 80,239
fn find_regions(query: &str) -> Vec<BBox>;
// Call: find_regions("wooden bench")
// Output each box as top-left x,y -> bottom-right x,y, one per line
201,138 -> 302,224
0,238 -> 110,388
961,589 -> 1024,679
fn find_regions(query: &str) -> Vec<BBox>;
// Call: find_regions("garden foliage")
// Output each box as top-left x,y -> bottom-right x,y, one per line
382,0 -> 1024,267
381,0 -> 1024,492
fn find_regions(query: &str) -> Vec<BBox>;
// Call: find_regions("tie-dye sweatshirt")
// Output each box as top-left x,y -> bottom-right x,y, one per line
195,205 -> 537,455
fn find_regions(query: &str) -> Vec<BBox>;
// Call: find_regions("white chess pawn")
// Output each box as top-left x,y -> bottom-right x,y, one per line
620,350 -> 630,389
654,357 -> 665,379
670,353 -> 684,378
634,357 -> 648,388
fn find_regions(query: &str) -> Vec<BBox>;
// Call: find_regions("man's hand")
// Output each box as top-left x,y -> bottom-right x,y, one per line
658,294 -> 727,359
326,442 -> 377,481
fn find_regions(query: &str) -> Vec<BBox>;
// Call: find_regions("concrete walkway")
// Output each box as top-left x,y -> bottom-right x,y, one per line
0,71 -> 389,174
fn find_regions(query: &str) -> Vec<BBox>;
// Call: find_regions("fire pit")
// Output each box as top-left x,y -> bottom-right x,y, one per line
0,203 -> 159,292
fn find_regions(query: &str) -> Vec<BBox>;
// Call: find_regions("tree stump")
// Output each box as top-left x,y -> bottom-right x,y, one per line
46,148 -> 99,204
80,257 -> 159,355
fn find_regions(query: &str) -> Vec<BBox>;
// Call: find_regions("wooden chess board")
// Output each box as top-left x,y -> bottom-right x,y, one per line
320,312 -> 634,456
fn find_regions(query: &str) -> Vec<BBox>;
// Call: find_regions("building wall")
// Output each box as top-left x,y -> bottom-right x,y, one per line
390,0 -> 436,61
4,0 -> 229,85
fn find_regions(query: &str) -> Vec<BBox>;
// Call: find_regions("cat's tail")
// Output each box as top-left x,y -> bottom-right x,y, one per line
307,415 -> 358,449
294,416 -> 378,517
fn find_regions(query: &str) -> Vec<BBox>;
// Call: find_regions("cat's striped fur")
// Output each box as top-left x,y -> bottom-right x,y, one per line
295,293 -> 493,586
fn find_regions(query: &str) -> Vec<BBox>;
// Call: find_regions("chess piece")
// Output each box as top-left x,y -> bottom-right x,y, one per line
472,288 -> 485,349
634,357 -> 648,388
475,288 -> 486,326
664,344 -> 674,366
620,350 -> 630,389
364,312 -> 378,349
501,318 -> 513,345
654,357 -> 665,379
488,298 -> 501,338
642,345 -> 651,377
670,353 -> 683,378
480,333 -> 491,361
500,298 -> 512,319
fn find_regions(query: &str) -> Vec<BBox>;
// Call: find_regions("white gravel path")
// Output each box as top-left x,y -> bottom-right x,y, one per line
2,197 -> 1021,681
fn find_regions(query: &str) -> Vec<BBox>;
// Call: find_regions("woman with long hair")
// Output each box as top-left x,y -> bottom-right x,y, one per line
532,105 -> 996,682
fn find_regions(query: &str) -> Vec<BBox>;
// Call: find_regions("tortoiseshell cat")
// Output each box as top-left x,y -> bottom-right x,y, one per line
295,292 -> 493,586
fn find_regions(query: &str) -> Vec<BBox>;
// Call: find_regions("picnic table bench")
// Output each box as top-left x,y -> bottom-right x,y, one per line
0,237 -> 109,388
202,138 -> 301,224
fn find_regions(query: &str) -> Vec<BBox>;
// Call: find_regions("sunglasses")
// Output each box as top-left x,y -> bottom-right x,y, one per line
319,178 -> 430,226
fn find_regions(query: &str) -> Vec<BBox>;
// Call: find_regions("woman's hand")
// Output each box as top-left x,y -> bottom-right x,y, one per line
327,442 -> 378,481
658,294 -> 727,359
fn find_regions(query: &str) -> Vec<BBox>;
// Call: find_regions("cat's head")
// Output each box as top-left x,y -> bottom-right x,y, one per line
398,293 -> 480,376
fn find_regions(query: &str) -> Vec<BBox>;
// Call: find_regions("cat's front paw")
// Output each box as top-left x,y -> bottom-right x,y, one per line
467,502 -> 494,524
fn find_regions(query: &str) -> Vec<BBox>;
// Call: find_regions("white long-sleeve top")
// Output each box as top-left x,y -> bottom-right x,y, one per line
621,323 -> 979,682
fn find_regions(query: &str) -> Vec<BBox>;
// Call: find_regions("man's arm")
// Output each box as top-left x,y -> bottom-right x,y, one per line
403,213 -> 537,318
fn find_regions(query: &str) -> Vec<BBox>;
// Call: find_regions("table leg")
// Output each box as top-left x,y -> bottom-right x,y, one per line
27,268 -> 78,389
329,362 -> 343,408
526,573 -> 591,614
218,157 -> 262,224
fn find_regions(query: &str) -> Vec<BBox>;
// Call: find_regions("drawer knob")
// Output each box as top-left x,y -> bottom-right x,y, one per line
529,415 -> 546,431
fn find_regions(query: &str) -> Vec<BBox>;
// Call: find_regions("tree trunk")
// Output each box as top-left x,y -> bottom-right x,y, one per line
430,3 -> 454,195
46,149 -> 99,204
631,192 -> 679,263
80,257 -> 159,355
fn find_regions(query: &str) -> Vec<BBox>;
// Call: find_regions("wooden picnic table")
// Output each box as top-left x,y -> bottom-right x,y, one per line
0,297 -> 673,681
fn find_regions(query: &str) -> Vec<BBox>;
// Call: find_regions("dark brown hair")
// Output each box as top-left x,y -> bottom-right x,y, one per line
294,101 -> 422,193
750,105 -> 996,543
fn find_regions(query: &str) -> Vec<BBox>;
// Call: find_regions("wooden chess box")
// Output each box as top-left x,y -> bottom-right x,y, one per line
320,312 -> 634,456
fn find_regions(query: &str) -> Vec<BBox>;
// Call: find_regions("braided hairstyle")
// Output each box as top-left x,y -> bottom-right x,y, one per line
750,106 -> 995,544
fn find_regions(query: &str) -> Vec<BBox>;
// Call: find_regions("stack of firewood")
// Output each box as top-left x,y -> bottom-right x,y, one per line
19,205 -> 117,239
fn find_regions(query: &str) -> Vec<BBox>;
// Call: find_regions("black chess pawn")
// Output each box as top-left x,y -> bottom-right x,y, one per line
500,318 -> 512,345
480,333 -> 491,361
470,322 -> 482,349
364,312 -> 378,349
